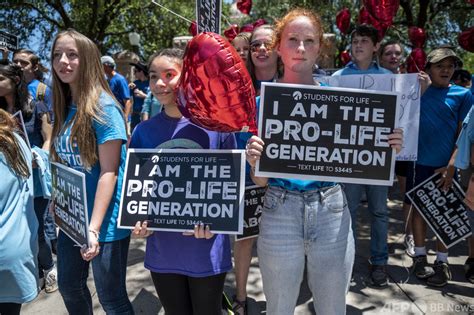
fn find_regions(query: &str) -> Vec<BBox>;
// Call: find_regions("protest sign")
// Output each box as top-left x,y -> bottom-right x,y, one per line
317,73 -> 420,161
256,82 -> 398,186
406,173 -> 472,248
118,149 -> 245,234
51,162 -> 89,247
12,110 -> 31,149
236,185 -> 265,241
196,0 -> 221,34
0,31 -> 18,51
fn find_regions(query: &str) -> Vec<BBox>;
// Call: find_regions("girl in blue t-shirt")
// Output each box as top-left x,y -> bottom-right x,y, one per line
245,9 -> 403,315
49,29 -> 133,314
131,49 -> 235,315
0,109 -> 38,315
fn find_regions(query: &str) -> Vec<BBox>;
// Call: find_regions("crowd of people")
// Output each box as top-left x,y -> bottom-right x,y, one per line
1,6 -> 473,315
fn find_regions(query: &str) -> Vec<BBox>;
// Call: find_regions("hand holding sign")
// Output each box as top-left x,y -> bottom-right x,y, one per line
387,128 -> 403,154
183,223 -> 214,239
133,221 -> 154,238
81,230 -> 100,261
245,135 -> 265,168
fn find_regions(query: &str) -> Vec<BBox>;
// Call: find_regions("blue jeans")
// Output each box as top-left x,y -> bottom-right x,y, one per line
57,232 -> 134,315
343,184 -> 389,265
34,197 -> 54,278
257,185 -> 354,315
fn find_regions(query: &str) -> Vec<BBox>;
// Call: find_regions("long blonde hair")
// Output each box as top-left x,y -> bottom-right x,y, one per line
0,109 -> 30,178
50,29 -> 121,169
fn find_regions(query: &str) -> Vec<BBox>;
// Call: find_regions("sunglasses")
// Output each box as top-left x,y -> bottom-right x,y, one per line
250,40 -> 273,53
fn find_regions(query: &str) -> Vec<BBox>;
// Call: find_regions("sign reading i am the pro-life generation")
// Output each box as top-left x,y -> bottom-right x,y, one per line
406,173 -> 472,248
236,185 -> 265,241
51,162 -> 89,247
118,149 -> 246,234
256,82 -> 399,186
196,0 -> 221,34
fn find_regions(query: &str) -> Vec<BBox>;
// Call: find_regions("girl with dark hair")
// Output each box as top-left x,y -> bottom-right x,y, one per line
0,109 -> 38,315
50,29 -> 134,314
131,49 -> 236,315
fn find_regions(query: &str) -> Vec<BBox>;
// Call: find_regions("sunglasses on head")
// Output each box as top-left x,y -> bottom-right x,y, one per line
250,40 -> 273,53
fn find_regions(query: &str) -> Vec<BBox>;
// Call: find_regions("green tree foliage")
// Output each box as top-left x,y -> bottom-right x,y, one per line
2,0 -> 472,70
2,0 -> 197,61
242,0 -> 473,70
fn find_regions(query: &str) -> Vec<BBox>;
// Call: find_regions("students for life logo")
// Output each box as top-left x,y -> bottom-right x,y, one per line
293,91 -> 302,101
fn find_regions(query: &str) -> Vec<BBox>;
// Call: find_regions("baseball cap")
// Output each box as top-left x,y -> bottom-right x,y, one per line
101,55 -> 116,67
425,47 -> 462,68
130,61 -> 148,75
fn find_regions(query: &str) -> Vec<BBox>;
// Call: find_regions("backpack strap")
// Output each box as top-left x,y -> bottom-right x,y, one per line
36,82 -> 47,102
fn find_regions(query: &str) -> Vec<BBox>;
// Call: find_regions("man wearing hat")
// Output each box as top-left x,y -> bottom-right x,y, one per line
406,46 -> 473,287
129,61 -> 149,131
101,56 -> 132,133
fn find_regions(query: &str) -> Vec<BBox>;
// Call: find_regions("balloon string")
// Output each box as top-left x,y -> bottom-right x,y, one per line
406,51 -> 422,72
151,0 -> 193,24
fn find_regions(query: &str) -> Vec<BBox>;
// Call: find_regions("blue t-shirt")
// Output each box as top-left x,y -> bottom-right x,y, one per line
130,111 -> 236,277
332,61 -> 392,76
455,104 -> 474,169
418,85 -> 472,167
108,73 -> 130,108
131,80 -> 150,113
0,134 -> 38,304
141,92 -> 162,118
28,79 -> 52,111
54,92 -> 130,242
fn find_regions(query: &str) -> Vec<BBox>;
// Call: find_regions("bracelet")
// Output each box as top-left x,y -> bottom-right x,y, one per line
89,229 -> 100,239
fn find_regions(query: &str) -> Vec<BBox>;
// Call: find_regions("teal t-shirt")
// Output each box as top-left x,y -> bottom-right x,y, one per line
0,134 -> 39,303
54,92 -> 130,242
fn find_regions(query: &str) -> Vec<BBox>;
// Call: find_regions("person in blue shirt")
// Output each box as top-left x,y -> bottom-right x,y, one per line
406,47 -> 473,287
101,55 -> 132,135
332,25 -> 392,76
50,29 -> 134,314
0,59 -> 57,294
246,10 -> 403,314
332,24 -> 393,288
231,25 -> 280,315
140,91 -> 162,121
13,49 -> 53,111
128,61 -> 149,131
454,106 -> 474,284
0,109 -> 38,315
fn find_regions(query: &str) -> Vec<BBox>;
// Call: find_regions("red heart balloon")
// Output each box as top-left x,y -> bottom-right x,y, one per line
253,18 -> 267,28
363,0 -> 399,28
189,21 -> 197,36
459,27 -> 474,52
224,24 -> 240,42
358,7 -> 386,41
358,7 -> 374,25
178,32 -> 257,133
240,23 -> 254,33
237,0 -> 252,15
339,50 -> 352,66
406,48 -> 426,73
408,27 -> 426,48
336,8 -> 351,34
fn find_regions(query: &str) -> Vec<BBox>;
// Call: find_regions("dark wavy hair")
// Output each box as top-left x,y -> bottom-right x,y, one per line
0,59 -> 34,120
